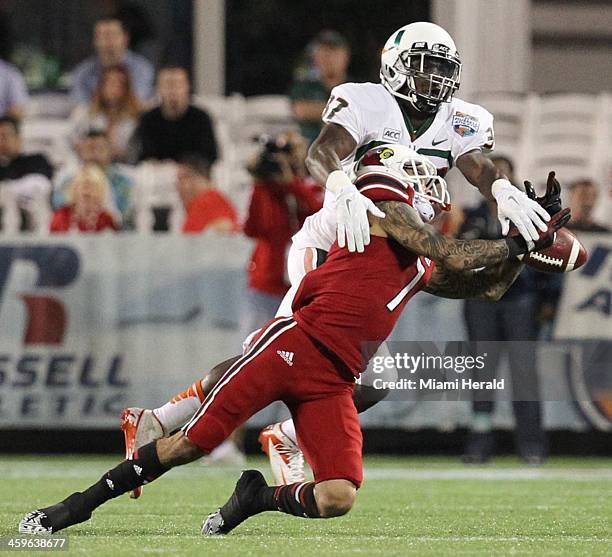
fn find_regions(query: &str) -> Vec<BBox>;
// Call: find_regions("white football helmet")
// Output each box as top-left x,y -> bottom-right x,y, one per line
355,144 -> 450,211
380,22 -> 461,114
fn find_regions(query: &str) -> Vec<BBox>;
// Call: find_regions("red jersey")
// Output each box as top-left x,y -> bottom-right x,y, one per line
182,189 -> 238,233
292,172 -> 436,376
244,177 -> 322,296
50,207 -> 119,233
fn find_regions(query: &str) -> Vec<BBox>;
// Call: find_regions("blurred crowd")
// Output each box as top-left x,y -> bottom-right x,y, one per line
0,18 -> 607,239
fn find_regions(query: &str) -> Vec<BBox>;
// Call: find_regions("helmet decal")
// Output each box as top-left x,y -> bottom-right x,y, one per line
355,143 -> 451,211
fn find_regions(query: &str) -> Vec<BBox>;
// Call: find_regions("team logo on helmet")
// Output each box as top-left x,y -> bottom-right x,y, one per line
452,112 -> 480,137
379,148 -> 395,160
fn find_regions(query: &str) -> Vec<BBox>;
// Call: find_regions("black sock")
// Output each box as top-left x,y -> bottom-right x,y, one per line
257,482 -> 320,518
46,441 -> 169,531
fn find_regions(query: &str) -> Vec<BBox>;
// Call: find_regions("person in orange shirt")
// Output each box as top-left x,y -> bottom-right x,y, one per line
176,155 -> 238,233
50,164 -> 119,233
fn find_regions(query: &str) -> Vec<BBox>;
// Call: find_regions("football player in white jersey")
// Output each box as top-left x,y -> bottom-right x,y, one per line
120,22 -> 553,490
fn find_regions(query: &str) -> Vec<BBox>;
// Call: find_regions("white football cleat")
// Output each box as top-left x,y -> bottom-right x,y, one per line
120,407 -> 165,499
258,422 -> 305,484
19,510 -> 53,535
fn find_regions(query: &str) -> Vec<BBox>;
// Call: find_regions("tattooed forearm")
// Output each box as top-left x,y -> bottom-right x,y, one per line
376,200 -> 510,271
424,259 -> 524,300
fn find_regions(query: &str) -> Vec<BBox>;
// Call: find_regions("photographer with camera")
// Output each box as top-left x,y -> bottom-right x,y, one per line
242,131 -> 323,337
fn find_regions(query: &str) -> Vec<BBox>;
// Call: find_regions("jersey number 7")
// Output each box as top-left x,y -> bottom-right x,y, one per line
323,96 -> 349,120
386,258 -> 433,311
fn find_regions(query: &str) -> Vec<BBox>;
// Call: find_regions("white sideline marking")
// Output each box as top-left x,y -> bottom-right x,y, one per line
363,467 -> 612,481
1,463 -> 611,481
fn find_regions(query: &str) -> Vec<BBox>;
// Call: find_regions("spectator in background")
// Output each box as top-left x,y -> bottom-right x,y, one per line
290,30 -> 351,144
0,116 -> 52,230
50,164 -> 119,233
242,132 -> 322,336
460,155 -> 548,465
0,58 -> 28,119
566,178 -> 609,232
71,17 -> 154,104
70,65 -> 141,162
115,3 -> 159,66
177,155 -> 237,234
131,66 -> 218,165
53,131 -> 134,227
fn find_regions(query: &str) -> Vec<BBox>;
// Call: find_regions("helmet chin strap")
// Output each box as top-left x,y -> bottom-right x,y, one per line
397,94 -> 438,119
411,96 -> 439,114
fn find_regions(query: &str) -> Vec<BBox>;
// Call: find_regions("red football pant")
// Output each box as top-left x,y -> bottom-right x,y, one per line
182,316 -> 363,487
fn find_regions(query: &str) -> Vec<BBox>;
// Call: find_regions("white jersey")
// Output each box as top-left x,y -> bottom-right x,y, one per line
293,81 -> 494,250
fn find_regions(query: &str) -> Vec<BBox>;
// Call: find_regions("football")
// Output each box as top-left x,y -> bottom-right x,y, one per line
522,228 -> 588,273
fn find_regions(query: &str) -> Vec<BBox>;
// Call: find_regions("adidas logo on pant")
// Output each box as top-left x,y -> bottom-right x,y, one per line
277,350 -> 294,366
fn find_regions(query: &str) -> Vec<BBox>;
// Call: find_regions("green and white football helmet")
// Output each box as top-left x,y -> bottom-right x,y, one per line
380,22 -> 462,114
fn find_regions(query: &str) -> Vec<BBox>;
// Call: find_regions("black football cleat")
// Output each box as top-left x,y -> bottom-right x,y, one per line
19,493 -> 92,534
202,470 -> 267,535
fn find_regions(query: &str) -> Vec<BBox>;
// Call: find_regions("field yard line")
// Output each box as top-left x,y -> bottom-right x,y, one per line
1,462 -> 612,481
362,468 -> 612,481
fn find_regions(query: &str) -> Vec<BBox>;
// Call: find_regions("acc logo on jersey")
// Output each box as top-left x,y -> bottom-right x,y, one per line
452,112 -> 480,137
383,128 -> 401,141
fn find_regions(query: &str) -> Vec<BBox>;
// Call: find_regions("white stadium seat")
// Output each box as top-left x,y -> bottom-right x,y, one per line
20,117 -> 75,168
526,93 -> 608,191
26,92 -> 74,119
132,162 -> 184,232
244,95 -> 293,124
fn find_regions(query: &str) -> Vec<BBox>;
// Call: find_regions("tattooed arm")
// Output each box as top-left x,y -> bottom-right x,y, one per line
423,259 -> 524,301
374,200 -> 511,271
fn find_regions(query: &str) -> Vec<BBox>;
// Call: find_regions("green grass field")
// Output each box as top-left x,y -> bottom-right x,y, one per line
1,455 -> 610,556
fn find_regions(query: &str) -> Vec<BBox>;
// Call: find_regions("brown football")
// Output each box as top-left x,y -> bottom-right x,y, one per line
522,228 -> 588,273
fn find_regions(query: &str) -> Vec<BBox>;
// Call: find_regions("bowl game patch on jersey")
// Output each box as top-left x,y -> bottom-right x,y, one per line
452,111 -> 480,137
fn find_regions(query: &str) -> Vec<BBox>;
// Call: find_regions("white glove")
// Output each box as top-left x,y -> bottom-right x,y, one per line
327,170 -> 386,253
492,179 -> 550,243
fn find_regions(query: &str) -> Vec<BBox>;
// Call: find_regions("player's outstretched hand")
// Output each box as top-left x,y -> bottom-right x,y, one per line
327,170 -> 385,253
492,178 -> 551,243
524,171 -> 563,216
506,207 -> 572,257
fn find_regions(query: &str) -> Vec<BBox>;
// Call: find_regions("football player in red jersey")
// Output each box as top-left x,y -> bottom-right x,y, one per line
19,146 -> 569,535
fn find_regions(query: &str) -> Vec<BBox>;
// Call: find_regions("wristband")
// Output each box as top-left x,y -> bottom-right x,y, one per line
325,170 -> 353,194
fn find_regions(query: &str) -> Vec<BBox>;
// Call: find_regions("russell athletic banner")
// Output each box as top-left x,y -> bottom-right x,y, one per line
0,234 -> 609,430
554,232 -> 612,340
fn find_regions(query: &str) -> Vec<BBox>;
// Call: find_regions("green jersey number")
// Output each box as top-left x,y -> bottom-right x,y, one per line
323,96 -> 349,120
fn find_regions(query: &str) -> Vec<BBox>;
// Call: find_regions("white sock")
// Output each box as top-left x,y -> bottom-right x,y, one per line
208,439 -> 238,459
153,396 -> 201,433
279,419 -> 298,444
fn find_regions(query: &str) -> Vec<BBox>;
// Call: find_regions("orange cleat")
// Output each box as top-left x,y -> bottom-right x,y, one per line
258,423 -> 305,485
120,408 -> 164,499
